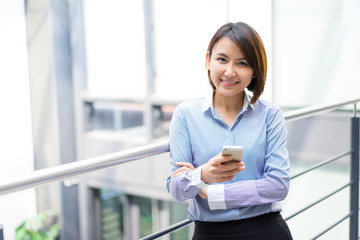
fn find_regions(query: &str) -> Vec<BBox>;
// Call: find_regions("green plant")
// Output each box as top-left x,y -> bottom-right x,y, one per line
15,210 -> 60,240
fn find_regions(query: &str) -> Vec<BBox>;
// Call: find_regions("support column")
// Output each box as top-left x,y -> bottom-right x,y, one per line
0,224 -> 3,240
350,115 -> 359,240
143,0 -> 157,141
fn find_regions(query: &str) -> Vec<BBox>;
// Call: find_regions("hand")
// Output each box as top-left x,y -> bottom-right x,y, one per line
171,163 -> 208,199
171,162 -> 195,178
198,187 -> 208,199
201,153 -> 246,184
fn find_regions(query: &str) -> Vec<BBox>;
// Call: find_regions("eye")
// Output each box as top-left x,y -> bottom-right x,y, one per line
217,57 -> 226,62
238,61 -> 249,66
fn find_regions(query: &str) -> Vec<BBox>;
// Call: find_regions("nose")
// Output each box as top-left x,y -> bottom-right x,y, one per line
225,65 -> 236,78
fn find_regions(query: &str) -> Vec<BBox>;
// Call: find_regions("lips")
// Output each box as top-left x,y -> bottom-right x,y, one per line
221,79 -> 240,86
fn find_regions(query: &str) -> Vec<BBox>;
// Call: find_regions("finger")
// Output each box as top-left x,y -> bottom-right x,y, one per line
212,153 -> 233,165
217,175 -> 235,183
184,163 -> 195,170
198,188 -> 208,199
176,162 -> 195,170
171,168 -> 192,178
172,170 -> 186,178
172,166 -> 190,175
239,164 -> 246,171
222,165 -> 246,176
171,172 -> 183,178
171,166 -> 192,178
171,169 -> 184,177
176,162 -> 187,166
220,161 -> 239,169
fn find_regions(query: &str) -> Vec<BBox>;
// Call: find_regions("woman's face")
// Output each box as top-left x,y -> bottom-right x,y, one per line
207,37 -> 254,98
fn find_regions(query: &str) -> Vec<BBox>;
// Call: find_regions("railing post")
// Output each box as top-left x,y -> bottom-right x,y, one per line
350,115 -> 359,240
0,224 -> 4,240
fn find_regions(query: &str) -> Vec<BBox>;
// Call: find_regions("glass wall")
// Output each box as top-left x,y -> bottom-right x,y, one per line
98,189 -> 190,239
169,201 -> 190,239
84,0 -> 273,102
273,0 -> 360,107
100,190 -> 125,240
84,0 -> 147,99
0,1 -> 36,239
2,0 -> 359,239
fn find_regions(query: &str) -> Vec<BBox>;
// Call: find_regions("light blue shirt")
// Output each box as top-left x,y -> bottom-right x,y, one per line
166,92 -> 290,222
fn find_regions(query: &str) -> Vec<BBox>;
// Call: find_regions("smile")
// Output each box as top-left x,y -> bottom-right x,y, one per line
221,79 -> 240,85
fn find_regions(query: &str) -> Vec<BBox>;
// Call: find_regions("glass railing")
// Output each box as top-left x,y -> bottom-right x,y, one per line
0,97 -> 359,240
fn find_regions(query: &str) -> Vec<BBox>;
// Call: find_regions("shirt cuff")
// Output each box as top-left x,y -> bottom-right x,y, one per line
190,165 -> 207,189
208,184 -> 226,210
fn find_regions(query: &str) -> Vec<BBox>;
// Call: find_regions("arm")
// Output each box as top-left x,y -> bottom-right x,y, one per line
168,152 -> 244,201
166,107 -> 206,201
171,162 -> 208,199
167,107 -> 245,201
207,108 -> 290,210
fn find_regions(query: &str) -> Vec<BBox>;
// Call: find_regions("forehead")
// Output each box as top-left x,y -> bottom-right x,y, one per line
212,37 -> 244,57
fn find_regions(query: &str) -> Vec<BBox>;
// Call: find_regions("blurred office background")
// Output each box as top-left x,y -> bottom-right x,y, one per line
0,0 -> 359,239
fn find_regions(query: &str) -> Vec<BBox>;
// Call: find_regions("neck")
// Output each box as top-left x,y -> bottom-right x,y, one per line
213,91 -> 245,113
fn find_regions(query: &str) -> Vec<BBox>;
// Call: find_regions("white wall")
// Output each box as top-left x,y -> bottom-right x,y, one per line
0,1 -> 36,239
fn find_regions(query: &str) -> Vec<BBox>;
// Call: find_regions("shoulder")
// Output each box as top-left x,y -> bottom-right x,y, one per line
253,98 -> 281,112
252,98 -> 284,122
174,98 -> 205,115
170,98 -> 205,128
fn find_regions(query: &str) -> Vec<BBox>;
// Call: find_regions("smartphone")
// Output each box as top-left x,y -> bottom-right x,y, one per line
221,145 -> 244,164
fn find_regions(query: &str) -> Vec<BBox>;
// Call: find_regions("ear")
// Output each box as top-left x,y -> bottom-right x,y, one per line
206,52 -> 211,69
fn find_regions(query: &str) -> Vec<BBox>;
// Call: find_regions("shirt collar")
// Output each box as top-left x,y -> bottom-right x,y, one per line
202,91 -> 254,113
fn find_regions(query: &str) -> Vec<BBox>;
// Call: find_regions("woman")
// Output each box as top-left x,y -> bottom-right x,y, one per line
166,22 -> 292,240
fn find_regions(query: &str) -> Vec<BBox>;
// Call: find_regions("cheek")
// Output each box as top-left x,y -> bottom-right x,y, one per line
208,67 -> 219,80
209,63 -> 224,79
239,70 -> 254,81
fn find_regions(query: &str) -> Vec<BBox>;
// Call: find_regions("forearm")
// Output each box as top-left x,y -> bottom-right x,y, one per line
167,166 -> 207,201
208,175 -> 289,210
229,176 -> 288,207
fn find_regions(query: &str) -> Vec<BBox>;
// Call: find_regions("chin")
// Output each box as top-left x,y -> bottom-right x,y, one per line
217,89 -> 243,97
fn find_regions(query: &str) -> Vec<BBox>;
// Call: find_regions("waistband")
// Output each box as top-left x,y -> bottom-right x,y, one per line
194,212 -> 283,234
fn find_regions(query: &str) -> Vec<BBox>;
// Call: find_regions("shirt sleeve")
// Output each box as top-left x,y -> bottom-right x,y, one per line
166,106 -> 207,201
209,108 -> 290,210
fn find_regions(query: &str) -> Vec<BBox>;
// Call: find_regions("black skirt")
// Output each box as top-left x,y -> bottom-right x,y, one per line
192,212 -> 292,240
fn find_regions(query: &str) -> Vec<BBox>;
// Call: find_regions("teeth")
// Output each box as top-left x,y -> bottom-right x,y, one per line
223,80 -> 238,84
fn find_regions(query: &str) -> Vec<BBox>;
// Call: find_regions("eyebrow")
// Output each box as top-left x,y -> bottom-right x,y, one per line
215,53 -> 247,61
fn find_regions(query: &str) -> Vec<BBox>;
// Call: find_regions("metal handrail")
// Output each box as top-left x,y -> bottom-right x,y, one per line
0,140 -> 169,196
0,97 -> 358,196
0,97 -> 358,197
290,150 -> 352,180
284,182 -> 352,221
139,219 -> 193,240
282,97 -> 360,122
0,97 -> 358,239
141,149 -> 354,239
311,212 -> 352,240
150,180 -> 354,240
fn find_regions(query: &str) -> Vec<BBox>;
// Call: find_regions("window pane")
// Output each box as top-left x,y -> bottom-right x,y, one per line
84,0 -> 146,98
100,189 -> 124,240
169,201 -> 189,239
138,197 -> 153,238
153,0 -> 227,100
273,0 -> 360,107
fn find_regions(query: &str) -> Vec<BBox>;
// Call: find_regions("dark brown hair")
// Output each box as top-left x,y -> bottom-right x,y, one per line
207,22 -> 267,104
